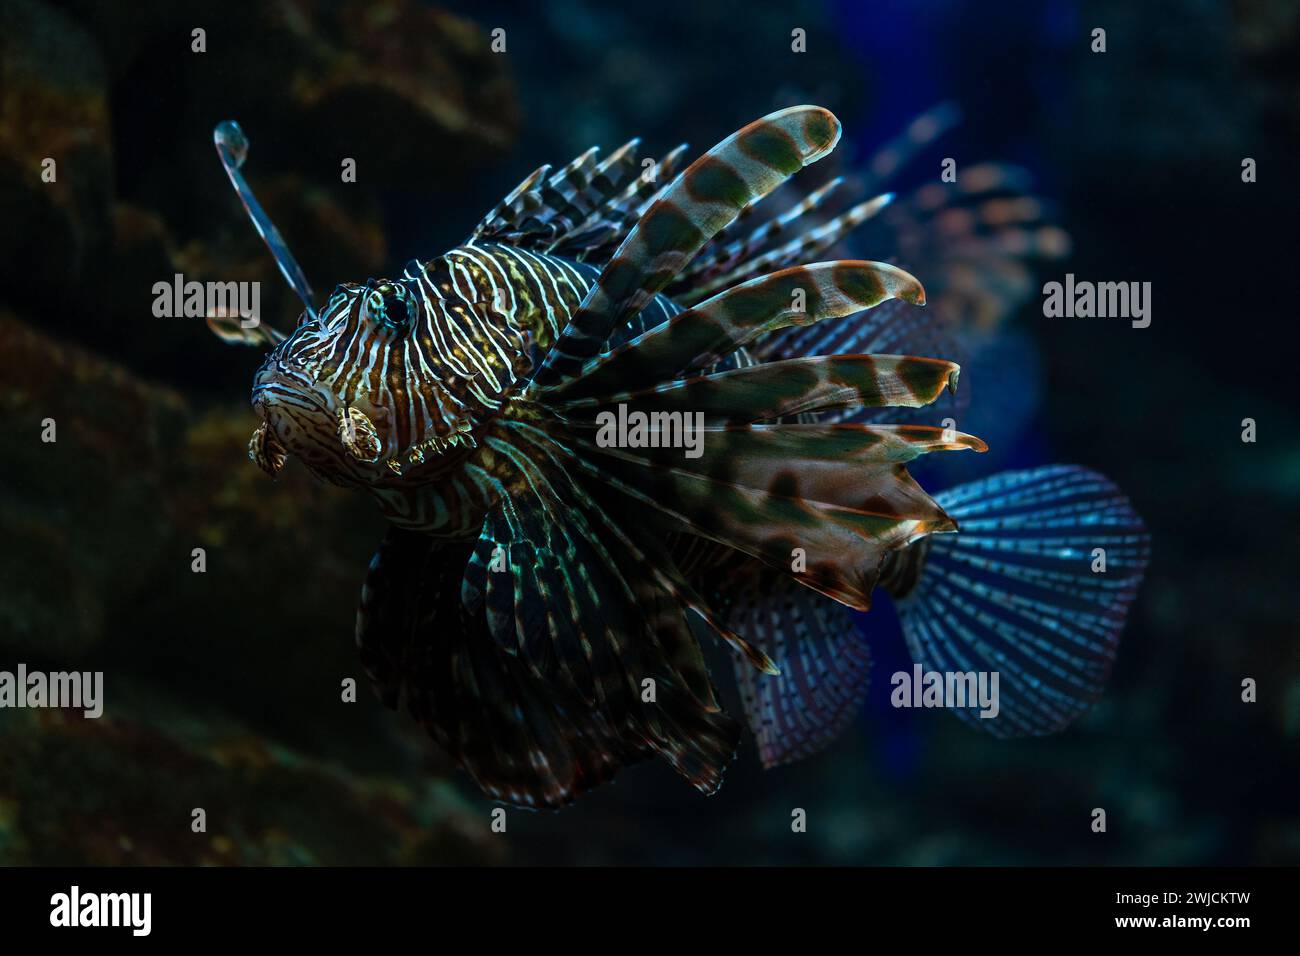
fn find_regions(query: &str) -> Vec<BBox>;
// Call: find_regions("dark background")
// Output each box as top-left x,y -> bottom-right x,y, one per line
0,0 -> 1296,864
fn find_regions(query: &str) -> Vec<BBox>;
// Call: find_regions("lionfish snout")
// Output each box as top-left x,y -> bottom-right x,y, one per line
250,356 -> 374,484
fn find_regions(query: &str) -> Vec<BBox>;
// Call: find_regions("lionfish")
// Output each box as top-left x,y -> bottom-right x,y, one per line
209,105 -> 1148,807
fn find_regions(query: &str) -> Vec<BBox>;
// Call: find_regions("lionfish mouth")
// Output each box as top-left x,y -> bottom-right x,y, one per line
248,366 -> 344,481
248,363 -> 478,482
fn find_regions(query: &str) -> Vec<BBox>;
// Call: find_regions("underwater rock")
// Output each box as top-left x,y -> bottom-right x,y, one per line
0,312 -> 501,861
57,0 -> 516,168
5,0 -> 515,389
0,310 -> 188,659
1232,0 -> 1300,146
0,0 -> 113,321
0,318 -> 368,743
0,705 -> 498,865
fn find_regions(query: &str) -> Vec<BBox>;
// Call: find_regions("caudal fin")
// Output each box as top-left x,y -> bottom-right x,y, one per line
894,465 -> 1149,736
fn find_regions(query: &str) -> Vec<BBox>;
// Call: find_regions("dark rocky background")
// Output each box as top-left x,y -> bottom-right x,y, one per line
1,0 -> 1296,864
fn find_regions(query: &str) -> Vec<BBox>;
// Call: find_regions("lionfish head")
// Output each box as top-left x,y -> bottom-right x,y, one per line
211,121 -> 489,486
249,277 -> 482,486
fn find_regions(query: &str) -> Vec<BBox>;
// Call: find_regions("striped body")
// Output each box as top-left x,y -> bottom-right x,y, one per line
251,242 -> 685,537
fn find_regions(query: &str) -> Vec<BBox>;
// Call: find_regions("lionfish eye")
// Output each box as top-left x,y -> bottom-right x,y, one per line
363,281 -> 411,330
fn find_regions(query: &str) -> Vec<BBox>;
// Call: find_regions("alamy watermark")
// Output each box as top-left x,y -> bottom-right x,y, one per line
890,664 -> 1000,719
0,664 -> 103,718
1042,273 -> 1151,328
152,273 -> 260,326
595,403 -> 705,459
50,886 -> 150,936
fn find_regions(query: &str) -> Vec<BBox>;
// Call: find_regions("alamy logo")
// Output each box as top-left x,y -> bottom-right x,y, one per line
1042,273 -> 1151,328
0,664 -> 102,718
152,273 -> 260,325
50,886 -> 151,936
595,403 -> 705,459
890,664 -> 1000,719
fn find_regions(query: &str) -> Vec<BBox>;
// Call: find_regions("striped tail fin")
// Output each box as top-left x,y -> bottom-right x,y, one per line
891,465 -> 1150,736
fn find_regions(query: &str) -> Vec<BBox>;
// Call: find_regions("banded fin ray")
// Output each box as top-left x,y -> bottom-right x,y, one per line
754,294 -> 972,428
547,260 -> 925,403
461,425 -> 731,709
677,176 -> 845,286
529,105 -> 844,391
565,144 -> 691,263
553,421 -> 985,610
490,417 -> 781,676
679,193 -> 894,304
470,139 -> 692,264
470,164 -> 552,242
450,419 -> 750,794
357,530 -> 672,809
667,102 -> 957,304
555,353 -> 960,424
